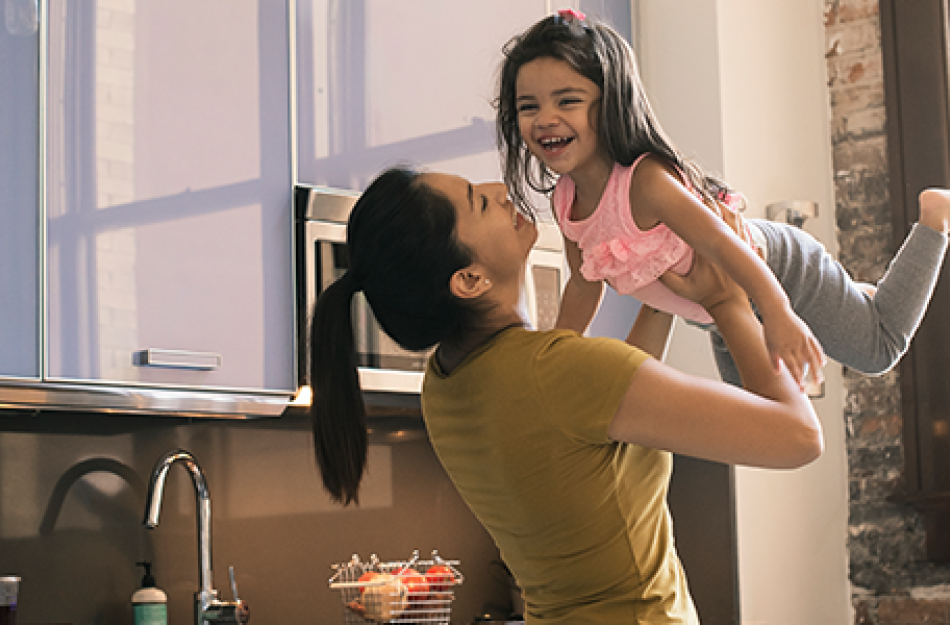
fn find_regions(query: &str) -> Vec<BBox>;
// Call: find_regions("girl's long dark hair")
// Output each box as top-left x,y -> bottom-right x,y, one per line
309,167 -> 479,505
496,13 -> 732,218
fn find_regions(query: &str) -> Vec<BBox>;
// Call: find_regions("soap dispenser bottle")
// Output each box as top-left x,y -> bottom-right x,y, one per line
132,561 -> 167,625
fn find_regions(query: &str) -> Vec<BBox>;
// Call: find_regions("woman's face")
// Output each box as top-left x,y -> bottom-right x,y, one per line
422,173 -> 538,285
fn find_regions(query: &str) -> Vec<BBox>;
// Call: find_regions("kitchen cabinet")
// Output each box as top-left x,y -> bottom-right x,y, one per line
0,2 -> 40,379
294,0 -> 547,192
43,0 -> 294,397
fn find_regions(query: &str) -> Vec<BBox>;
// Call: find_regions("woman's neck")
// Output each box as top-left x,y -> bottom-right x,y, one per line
436,312 -> 525,374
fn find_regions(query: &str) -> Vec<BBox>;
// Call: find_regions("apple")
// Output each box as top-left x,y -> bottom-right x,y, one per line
424,564 -> 455,593
357,570 -> 378,594
361,574 -> 408,621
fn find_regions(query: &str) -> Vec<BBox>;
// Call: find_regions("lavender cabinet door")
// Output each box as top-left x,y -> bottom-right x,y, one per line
295,0 -> 547,192
44,0 -> 294,394
0,2 -> 40,379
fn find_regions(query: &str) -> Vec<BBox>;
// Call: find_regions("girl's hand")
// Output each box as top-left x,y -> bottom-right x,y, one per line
762,309 -> 826,390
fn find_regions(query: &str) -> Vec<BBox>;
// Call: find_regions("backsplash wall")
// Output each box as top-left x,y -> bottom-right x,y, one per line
0,409 -> 510,625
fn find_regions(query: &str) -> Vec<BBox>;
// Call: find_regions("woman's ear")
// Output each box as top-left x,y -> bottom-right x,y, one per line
449,267 -> 492,299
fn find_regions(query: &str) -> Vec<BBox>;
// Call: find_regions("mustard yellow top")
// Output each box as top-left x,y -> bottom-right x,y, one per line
422,327 -> 699,624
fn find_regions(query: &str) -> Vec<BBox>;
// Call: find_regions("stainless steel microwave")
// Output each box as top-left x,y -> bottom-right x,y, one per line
294,184 -> 564,398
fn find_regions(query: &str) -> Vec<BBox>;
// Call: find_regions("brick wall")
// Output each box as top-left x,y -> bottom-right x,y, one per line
824,1 -> 950,623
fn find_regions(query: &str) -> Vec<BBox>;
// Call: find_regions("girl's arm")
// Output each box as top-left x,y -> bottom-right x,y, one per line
625,305 -> 674,360
554,236 -> 605,334
608,252 -> 823,469
629,157 -> 825,388
558,233 -> 672,359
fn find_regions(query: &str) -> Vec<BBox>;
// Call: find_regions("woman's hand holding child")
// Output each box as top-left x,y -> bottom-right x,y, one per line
660,247 -> 747,318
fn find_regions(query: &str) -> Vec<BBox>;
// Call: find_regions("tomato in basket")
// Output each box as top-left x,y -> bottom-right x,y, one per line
396,567 -> 429,604
425,564 -> 456,593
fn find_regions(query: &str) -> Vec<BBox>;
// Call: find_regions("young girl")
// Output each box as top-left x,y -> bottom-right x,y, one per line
496,9 -> 950,388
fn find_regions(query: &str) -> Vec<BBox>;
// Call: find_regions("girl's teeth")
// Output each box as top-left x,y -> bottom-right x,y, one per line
541,137 -> 571,149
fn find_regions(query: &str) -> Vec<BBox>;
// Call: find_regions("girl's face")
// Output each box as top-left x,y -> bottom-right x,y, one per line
421,173 -> 537,286
515,57 -> 610,179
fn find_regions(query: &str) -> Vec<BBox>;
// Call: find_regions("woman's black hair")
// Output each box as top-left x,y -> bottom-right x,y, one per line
496,13 -> 732,218
309,167 -> 483,505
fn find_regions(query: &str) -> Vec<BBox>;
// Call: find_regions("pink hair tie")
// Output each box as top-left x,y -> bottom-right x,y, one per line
557,8 -> 586,22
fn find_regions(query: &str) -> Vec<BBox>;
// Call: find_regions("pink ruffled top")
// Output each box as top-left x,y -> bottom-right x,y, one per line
553,156 -> 714,324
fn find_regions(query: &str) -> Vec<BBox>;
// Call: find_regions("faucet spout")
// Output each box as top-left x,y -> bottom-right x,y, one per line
144,449 -> 248,624
144,450 -> 215,599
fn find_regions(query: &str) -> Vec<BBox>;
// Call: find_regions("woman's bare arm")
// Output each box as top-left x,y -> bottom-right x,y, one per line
607,252 -> 822,469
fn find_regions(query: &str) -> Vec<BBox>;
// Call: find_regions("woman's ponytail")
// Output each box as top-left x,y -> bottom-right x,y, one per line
308,166 -> 482,505
309,271 -> 367,505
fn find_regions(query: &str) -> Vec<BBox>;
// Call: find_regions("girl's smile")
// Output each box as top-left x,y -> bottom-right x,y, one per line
538,134 -> 575,154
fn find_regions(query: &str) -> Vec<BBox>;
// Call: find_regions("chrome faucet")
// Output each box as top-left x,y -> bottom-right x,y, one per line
144,449 -> 249,625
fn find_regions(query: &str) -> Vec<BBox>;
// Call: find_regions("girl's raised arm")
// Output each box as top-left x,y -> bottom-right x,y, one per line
625,305 -> 674,360
554,236 -> 606,334
629,157 -> 825,388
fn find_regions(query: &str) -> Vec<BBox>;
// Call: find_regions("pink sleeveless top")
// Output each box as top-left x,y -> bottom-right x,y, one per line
553,156 -> 714,324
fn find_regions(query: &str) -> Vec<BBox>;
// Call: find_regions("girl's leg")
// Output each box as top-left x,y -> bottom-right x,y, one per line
710,191 -> 950,384
748,216 -> 947,375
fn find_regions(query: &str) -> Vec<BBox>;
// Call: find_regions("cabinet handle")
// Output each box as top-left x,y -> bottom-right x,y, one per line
133,349 -> 222,371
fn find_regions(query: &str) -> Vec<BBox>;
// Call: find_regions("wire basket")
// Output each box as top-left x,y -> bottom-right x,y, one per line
329,549 -> 463,624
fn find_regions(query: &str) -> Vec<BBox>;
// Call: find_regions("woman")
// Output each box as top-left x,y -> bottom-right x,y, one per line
310,166 -> 822,623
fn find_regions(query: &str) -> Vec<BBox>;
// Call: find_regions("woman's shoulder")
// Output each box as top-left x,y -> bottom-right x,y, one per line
497,326 -> 585,356
428,328 -> 649,382
529,329 -> 651,373
427,327 -> 577,378
488,327 -> 646,367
